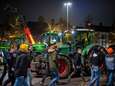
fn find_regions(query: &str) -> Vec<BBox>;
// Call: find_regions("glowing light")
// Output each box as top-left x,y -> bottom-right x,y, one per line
58,32 -> 62,36
64,2 -> 72,7
9,35 -> 16,38
71,30 -> 75,34
64,30 -> 69,33
64,2 -> 72,30
52,39 -> 56,42
50,39 -> 57,44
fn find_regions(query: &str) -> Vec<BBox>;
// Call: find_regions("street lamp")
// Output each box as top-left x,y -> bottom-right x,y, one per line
64,2 -> 72,30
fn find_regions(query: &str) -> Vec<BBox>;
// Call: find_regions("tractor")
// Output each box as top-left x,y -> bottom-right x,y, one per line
31,32 -> 72,78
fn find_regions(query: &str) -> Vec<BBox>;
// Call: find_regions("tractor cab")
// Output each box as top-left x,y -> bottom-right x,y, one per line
32,32 -> 60,54
40,31 -> 72,56
69,28 -> 95,57
40,32 -> 60,45
73,29 -> 94,48
59,29 -> 94,55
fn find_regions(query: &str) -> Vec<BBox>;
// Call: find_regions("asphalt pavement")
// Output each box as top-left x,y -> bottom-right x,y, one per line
0,70 -> 114,86
32,73 -> 107,86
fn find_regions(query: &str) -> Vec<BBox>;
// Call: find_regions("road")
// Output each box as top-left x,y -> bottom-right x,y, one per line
32,73 -> 108,86
32,76 -> 90,86
0,70 -> 114,86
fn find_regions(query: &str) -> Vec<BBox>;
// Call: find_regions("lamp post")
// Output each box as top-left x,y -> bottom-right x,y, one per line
64,2 -> 72,30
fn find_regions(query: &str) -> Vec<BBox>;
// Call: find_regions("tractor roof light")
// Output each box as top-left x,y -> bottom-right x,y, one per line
64,30 -> 69,33
58,32 -> 62,36
71,30 -> 75,34
76,29 -> 94,32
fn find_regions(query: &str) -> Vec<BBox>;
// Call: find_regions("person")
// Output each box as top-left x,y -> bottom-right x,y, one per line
105,47 -> 115,86
67,47 -> 86,82
39,40 -> 59,86
27,45 -> 36,86
48,43 -> 59,86
0,50 -> 3,64
13,43 -> 30,86
98,47 -> 106,69
88,48 -> 101,86
3,44 -> 17,86
39,50 -> 49,86
0,49 -> 8,85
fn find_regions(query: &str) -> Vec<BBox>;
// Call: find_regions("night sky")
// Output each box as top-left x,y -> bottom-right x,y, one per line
0,0 -> 115,26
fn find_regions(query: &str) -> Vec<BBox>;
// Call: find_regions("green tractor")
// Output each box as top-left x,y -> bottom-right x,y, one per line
31,32 -> 72,78
60,29 -> 96,76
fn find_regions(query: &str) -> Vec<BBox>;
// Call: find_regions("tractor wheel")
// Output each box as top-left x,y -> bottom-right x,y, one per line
57,54 -> 72,78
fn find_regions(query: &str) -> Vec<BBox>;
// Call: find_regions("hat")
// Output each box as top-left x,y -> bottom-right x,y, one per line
19,43 -> 29,52
107,47 -> 113,55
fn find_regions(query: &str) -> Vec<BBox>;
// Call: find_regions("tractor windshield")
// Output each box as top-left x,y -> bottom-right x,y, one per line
41,32 -> 60,45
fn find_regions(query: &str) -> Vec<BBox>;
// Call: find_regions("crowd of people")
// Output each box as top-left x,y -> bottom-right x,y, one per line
0,42 -> 60,86
0,43 -> 33,86
0,42 -> 115,86
88,47 -> 115,86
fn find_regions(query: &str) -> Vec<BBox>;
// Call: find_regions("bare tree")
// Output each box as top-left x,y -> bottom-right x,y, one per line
84,15 -> 94,28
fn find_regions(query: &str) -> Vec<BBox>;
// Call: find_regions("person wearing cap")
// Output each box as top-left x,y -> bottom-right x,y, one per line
105,47 -> 115,86
14,43 -> 30,86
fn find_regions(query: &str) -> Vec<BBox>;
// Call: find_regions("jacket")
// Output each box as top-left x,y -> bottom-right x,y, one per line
15,52 -> 30,77
105,54 -> 115,70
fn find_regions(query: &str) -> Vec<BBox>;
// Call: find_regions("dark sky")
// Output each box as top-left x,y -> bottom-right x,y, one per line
0,0 -> 115,26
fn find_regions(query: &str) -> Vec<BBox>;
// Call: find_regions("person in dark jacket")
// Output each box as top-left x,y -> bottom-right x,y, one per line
39,51 -> 49,86
27,45 -> 36,86
88,48 -> 101,86
67,47 -> 85,82
13,43 -> 30,86
0,49 -> 8,85
3,44 -> 17,86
